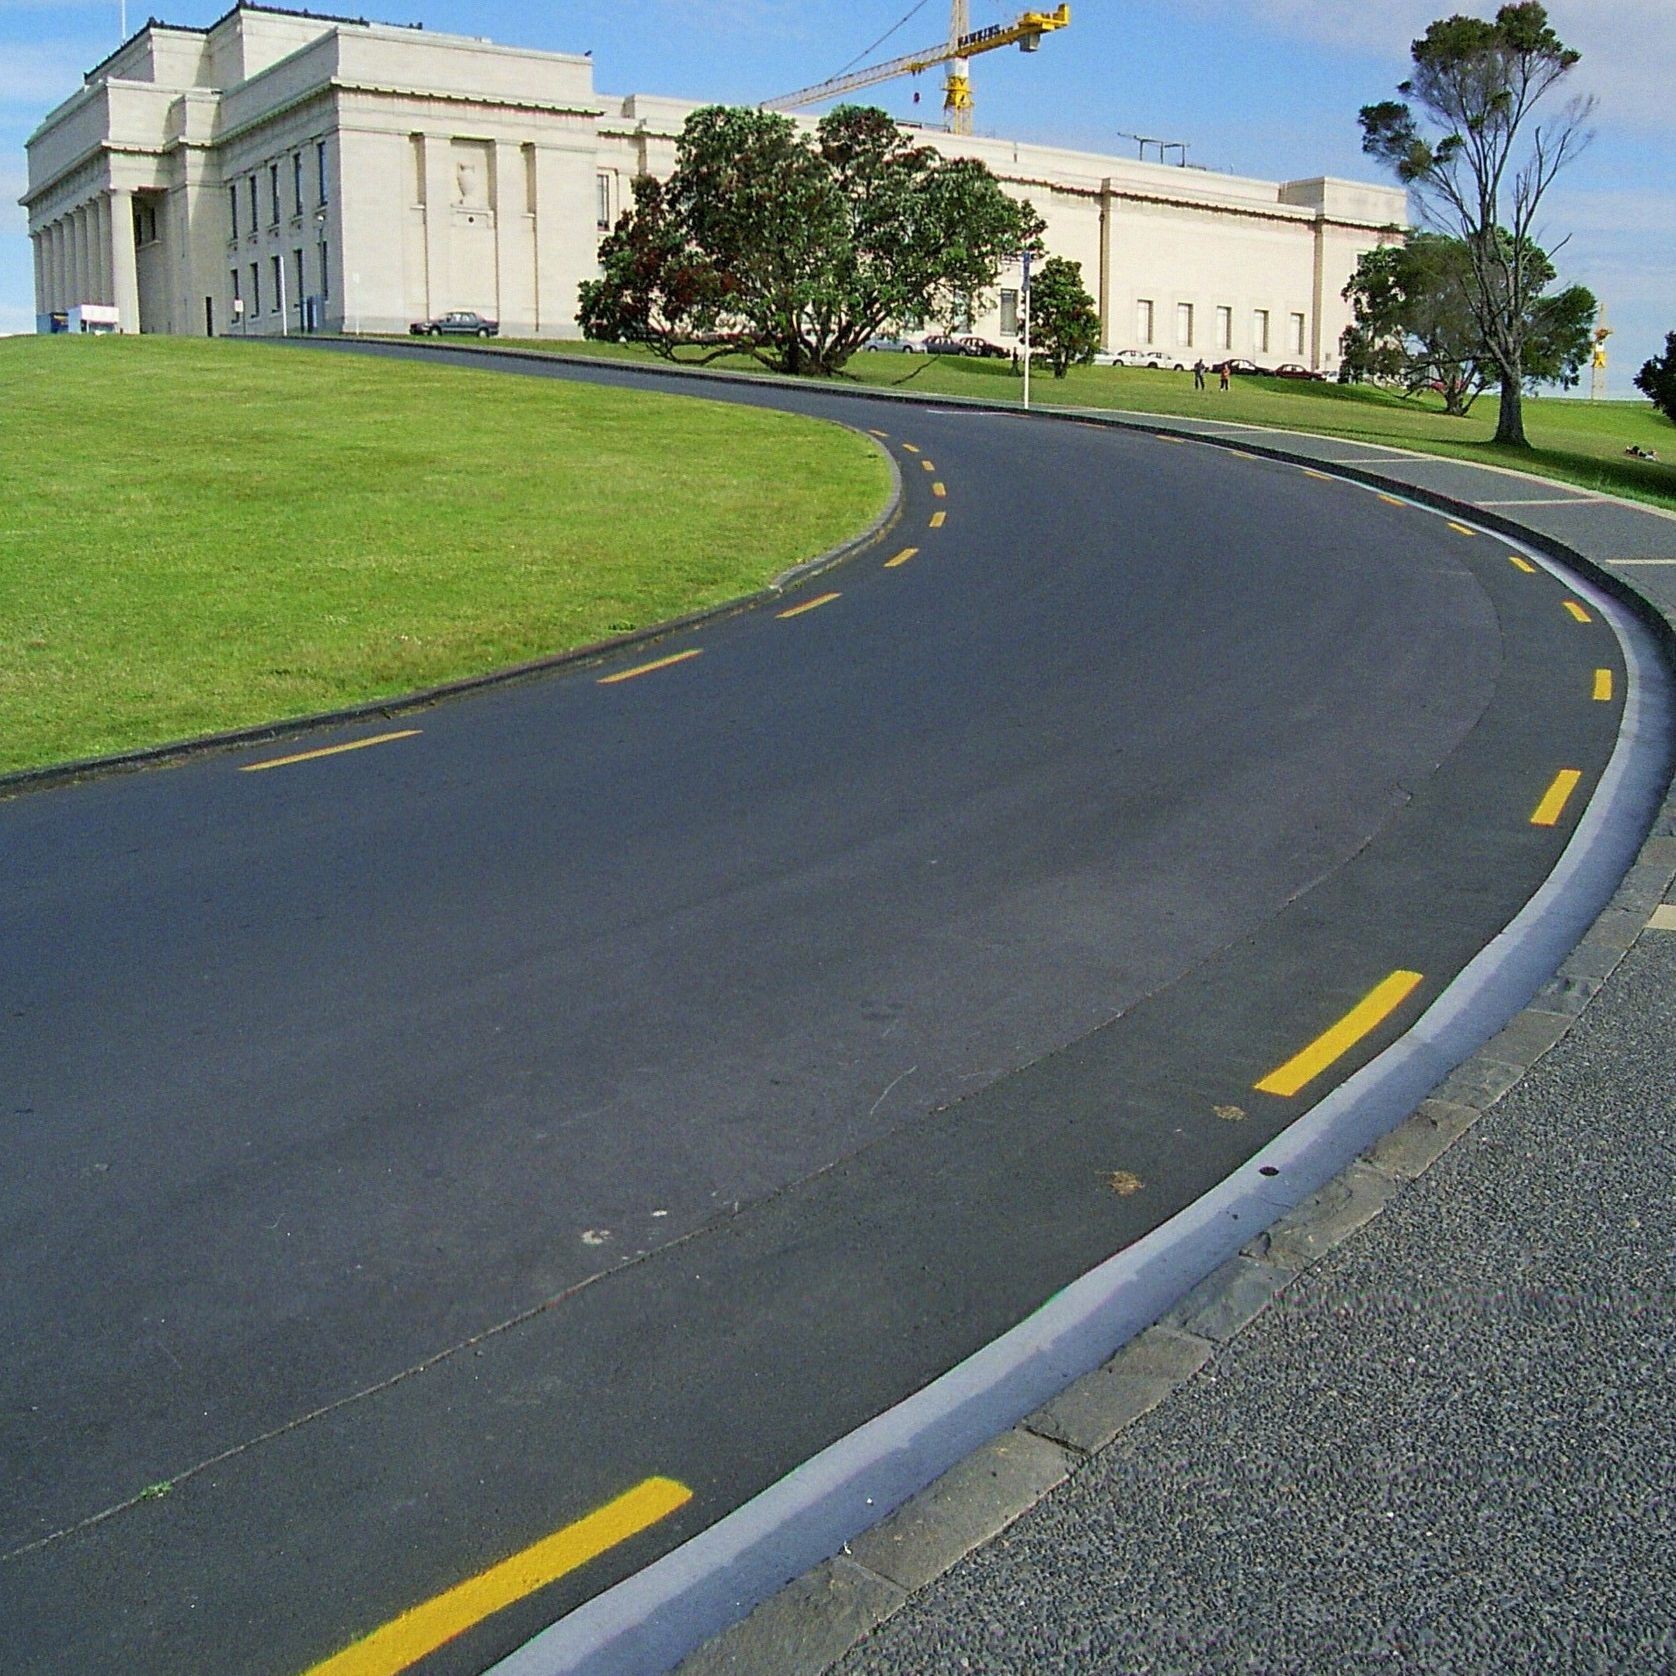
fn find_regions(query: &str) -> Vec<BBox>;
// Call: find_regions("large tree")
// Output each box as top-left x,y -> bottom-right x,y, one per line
1636,333 -> 1676,426
578,104 -> 1042,377
1359,3 -> 1593,447
1341,231 -> 1596,416
1026,255 -> 1100,378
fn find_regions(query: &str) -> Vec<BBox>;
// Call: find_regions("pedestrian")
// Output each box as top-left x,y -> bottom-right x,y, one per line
1193,358 -> 1206,390
1218,360 -> 1230,391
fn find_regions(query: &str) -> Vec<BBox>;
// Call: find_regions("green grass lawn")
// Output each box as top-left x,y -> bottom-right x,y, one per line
510,336 -> 1676,515
0,335 -> 888,776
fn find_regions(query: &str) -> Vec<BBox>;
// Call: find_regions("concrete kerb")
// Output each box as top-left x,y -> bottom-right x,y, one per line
0,428 -> 903,804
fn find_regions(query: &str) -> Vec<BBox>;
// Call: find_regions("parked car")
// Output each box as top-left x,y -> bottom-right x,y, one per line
409,310 -> 499,338
957,335 -> 1011,360
1103,347 -> 1178,370
1272,362 -> 1327,380
1219,357 -> 1272,376
922,335 -> 976,356
862,334 -> 924,353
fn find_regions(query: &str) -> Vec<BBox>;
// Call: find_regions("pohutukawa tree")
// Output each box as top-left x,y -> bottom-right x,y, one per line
577,103 -> 1043,377
1359,3 -> 1594,447
1026,255 -> 1101,378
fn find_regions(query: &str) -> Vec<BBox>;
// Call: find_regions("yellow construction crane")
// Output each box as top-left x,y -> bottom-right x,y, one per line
763,4 -> 1070,138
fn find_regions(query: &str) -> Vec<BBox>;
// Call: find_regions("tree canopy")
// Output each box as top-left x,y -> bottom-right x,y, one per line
1358,3 -> 1593,446
577,104 -> 1043,377
1026,256 -> 1100,378
1636,334 -> 1676,427
1340,231 -> 1596,415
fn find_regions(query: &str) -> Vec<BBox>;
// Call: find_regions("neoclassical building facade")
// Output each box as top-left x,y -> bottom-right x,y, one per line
23,4 -> 1407,368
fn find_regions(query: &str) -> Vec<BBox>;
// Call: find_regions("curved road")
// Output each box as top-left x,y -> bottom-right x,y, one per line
0,350 -> 1642,1674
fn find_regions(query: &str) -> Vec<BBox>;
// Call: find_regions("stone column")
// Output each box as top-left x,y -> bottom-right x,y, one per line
47,220 -> 62,312
74,205 -> 91,306
109,188 -> 140,332
95,194 -> 114,305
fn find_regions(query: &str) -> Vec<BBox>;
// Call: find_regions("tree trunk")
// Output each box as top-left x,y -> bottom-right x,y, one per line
1493,370 -> 1528,446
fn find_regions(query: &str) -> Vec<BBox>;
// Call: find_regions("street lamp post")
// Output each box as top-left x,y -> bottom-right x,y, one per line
1021,249 -> 1032,412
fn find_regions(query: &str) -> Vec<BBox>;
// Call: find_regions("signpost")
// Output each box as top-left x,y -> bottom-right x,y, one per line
1020,248 -> 1031,412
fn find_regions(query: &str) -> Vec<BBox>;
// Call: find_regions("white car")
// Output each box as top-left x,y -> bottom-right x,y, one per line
1093,347 -> 1186,370
862,334 -> 925,353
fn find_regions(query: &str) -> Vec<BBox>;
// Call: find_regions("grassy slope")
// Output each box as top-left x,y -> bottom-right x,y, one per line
517,337 -> 1676,515
0,336 -> 889,776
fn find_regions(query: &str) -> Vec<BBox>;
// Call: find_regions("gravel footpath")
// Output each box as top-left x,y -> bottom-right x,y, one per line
835,924 -> 1676,1675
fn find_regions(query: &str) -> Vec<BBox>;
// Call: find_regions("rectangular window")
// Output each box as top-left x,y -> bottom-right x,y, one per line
1291,311 -> 1307,355
228,184 -> 239,241
1215,305 -> 1232,351
319,241 -> 329,299
230,268 -> 240,317
293,153 -> 304,217
316,140 -> 328,205
1176,302 -> 1194,347
270,254 -> 281,313
248,177 -> 259,235
596,171 -> 612,230
250,262 -> 260,317
1253,308 -> 1270,353
294,249 -> 305,318
1136,298 -> 1154,345
999,289 -> 1019,337
269,162 -> 280,226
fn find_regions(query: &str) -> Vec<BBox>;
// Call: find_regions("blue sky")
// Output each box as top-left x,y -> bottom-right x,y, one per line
4,1 -> 1671,392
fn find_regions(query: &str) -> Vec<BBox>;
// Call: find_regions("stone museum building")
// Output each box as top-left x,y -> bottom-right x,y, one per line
23,3 -> 1407,369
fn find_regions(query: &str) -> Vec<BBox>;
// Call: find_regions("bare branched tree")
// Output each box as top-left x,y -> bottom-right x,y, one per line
1360,3 -> 1594,446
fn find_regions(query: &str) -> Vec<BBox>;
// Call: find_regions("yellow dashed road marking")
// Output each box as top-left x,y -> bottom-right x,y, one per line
921,459 -> 936,472
240,731 -> 421,773
1563,600 -> 1592,623
1378,493 -> 1404,507
1592,668 -> 1613,702
1301,467 -> 1331,481
1255,970 -> 1424,1099
597,649 -> 702,685
777,591 -> 841,619
1507,554 -> 1538,573
929,511 -> 946,529
1447,520 -> 1477,537
885,546 -> 919,569
900,442 -> 920,455
1531,768 -> 1583,828
301,1478 -> 692,1676
932,482 -> 947,498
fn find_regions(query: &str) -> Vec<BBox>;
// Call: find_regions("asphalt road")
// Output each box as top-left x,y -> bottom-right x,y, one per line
0,350 -> 1634,1675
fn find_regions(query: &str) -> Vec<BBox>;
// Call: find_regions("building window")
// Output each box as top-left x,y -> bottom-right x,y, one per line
999,289 -> 1019,336
316,140 -> 328,205
1253,308 -> 1270,353
269,162 -> 280,226
293,153 -> 304,216
230,267 -> 240,315
1291,311 -> 1307,355
596,171 -> 612,230
319,241 -> 329,299
250,262 -> 260,317
249,177 -> 259,235
1136,298 -> 1154,345
294,249 -> 305,317
1176,302 -> 1194,347
228,184 -> 239,241
271,254 -> 281,313
1215,305 -> 1232,351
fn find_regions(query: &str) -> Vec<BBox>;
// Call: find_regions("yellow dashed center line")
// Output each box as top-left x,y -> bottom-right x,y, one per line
1447,520 -> 1477,537
240,731 -> 421,773
921,459 -> 936,472
1593,667 -> 1614,702
929,510 -> 946,529
900,442 -> 920,455
868,429 -> 889,438
885,546 -> 920,569
1507,554 -> 1538,573
1230,450 -> 1259,461
777,591 -> 841,619
300,1477 -> 692,1676
1300,467 -> 1332,481
1255,970 -> 1424,1099
1531,768 -> 1583,827
597,648 -> 702,685
1563,599 -> 1592,623
1378,493 -> 1405,507
932,482 -> 947,498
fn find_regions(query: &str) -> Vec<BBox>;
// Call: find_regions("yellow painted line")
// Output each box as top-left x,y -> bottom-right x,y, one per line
868,428 -> 889,438
1230,450 -> 1258,461
1593,667 -> 1613,702
900,442 -> 920,454
932,481 -> 947,498
1447,520 -> 1477,537
777,590 -> 841,619
1563,599 -> 1592,623
885,546 -> 919,569
1507,554 -> 1538,574
921,459 -> 936,472
929,510 -> 946,529
1300,467 -> 1331,481
1531,768 -> 1583,827
597,648 -> 702,685
1160,435 -> 1186,445
240,731 -> 420,773
1378,493 -> 1404,507
1255,970 -> 1424,1099
302,1477 -> 692,1676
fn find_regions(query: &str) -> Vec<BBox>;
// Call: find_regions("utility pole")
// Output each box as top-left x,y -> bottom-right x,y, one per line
1021,248 -> 1031,411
